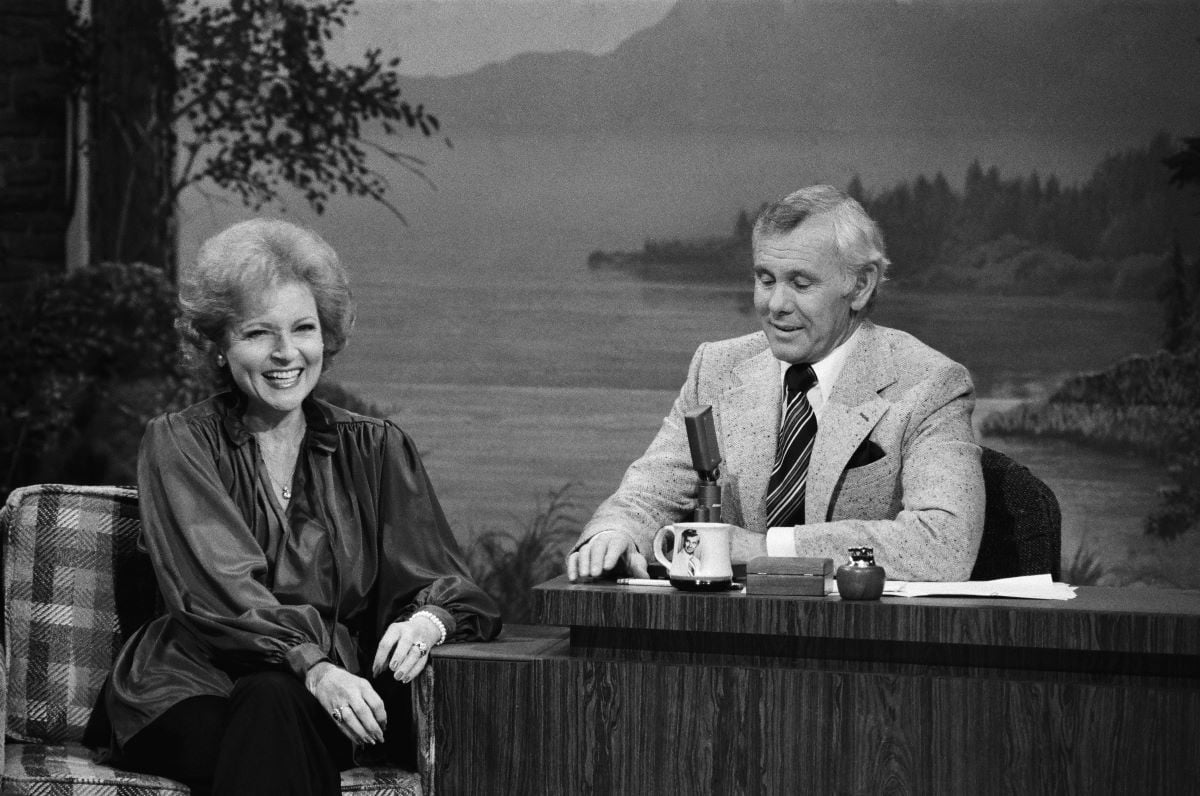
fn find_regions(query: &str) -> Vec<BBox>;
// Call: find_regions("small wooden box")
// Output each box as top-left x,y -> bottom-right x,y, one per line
746,557 -> 833,596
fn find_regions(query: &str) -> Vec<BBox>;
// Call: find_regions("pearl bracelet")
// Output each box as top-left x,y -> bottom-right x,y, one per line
411,610 -> 447,646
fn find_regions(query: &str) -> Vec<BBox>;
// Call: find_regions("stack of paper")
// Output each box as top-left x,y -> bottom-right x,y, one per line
881,573 -> 1076,600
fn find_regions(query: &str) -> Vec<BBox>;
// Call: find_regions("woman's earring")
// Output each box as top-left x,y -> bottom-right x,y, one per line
216,353 -> 226,367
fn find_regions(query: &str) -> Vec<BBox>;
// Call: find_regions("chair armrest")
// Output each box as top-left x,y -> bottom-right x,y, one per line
2,492 -> 9,775
1,641 -> 8,775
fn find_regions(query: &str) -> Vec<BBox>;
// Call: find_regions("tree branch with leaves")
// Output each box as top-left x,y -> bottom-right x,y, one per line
70,0 -> 444,269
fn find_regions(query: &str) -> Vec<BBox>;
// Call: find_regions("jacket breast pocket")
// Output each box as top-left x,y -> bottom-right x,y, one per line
828,456 -> 901,522
846,439 -> 886,469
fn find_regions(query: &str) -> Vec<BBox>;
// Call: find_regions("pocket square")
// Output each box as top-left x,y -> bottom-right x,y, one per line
847,439 -> 886,469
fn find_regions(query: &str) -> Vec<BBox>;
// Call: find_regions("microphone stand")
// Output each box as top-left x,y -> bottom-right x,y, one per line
693,468 -> 722,522
685,406 -> 723,522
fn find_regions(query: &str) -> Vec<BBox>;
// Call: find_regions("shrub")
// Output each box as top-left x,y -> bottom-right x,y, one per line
1145,411 -> 1200,541
1049,349 -> 1200,408
1062,536 -> 1107,586
466,483 -> 583,623
0,263 -> 198,491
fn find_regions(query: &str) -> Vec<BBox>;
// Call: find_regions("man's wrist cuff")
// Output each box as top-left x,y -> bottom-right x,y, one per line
765,526 -> 798,557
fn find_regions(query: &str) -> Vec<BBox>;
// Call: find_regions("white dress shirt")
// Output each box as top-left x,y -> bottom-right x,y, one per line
765,324 -> 862,556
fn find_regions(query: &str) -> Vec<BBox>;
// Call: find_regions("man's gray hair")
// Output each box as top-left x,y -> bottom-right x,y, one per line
752,184 -> 891,312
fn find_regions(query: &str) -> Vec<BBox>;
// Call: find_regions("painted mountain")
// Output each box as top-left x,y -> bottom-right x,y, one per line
402,0 -> 1200,136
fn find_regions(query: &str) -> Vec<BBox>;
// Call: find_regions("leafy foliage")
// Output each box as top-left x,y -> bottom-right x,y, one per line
1145,412 -> 1200,542
170,0 -> 440,220
0,263 -> 201,492
1144,131 -> 1200,540
69,0 -> 443,244
466,483 -> 583,624
1049,349 -> 1200,410
1160,241 -> 1200,352
1061,536 -> 1106,587
1165,136 -> 1200,191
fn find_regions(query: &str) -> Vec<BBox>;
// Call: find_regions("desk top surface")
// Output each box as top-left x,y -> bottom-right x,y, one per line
532,576 -> 1200,656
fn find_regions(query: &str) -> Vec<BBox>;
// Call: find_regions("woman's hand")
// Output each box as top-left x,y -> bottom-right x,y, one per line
306,661 -> 387,746
371,616 -> 442,684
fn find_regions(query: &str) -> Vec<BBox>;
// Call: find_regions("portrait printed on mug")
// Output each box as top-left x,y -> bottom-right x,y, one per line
674,528 -> 702,577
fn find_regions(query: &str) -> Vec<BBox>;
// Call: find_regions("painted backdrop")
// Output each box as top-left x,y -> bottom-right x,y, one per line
179,0 -> 1200,589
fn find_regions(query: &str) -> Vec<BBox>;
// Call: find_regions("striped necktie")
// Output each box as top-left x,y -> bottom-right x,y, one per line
765,364 -> 818,528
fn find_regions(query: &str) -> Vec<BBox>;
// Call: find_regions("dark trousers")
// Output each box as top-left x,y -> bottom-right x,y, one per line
120,672 -> 415,796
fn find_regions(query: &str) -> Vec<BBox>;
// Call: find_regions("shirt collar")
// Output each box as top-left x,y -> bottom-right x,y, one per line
217,390 -> 339,454
777,322 -> 862,404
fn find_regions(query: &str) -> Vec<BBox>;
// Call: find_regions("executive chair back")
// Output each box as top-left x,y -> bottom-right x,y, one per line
971,447 -> 1062,581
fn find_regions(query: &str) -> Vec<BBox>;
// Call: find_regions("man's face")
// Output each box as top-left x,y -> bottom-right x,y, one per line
683,536 -> 700,553
752,217 -> 875,364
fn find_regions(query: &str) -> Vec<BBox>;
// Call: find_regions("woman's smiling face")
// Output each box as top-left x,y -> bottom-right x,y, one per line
223,281 -> 324,424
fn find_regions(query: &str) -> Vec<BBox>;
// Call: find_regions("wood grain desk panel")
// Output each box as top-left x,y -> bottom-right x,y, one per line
533,577 -> 1200,656
425,583 -> 1200,794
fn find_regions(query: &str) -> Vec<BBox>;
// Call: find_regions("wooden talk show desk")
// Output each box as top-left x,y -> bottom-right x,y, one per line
423,577 -> 1200,794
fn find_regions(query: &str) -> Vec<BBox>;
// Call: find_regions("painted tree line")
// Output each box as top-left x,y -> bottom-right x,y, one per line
845,132 -> 1197,288
627,133 -> 1199,299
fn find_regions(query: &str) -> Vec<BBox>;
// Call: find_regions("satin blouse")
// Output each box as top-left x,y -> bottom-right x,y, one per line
104,392 -> 501,746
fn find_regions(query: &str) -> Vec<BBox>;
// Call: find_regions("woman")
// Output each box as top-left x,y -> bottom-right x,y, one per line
92,218 -> 501,795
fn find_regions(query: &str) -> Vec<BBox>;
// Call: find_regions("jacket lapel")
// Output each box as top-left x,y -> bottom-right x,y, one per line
807,322 -> 896,523
716,347 -> 780,533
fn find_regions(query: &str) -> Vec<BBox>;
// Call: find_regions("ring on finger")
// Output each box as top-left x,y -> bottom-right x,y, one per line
332,705 -> 347,723
414,640 -> 429,656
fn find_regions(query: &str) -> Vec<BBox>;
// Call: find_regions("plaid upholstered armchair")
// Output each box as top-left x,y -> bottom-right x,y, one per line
0,484 -> 430,795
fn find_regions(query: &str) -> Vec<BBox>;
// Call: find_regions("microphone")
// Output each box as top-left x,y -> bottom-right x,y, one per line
685,406 -> 722,522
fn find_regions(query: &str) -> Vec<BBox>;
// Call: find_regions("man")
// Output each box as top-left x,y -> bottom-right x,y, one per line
679,529 -> 701,577
567,184 -> 984,583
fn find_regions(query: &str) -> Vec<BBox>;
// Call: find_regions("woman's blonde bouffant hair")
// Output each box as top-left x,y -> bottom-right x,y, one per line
177,218 -> 356,391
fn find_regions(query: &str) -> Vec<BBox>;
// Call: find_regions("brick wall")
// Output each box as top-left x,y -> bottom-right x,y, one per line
0,1 -> 68,303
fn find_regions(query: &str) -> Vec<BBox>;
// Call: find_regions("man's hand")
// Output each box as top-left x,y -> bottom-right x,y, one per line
730,525 -> 769,564
567,531 -> 649,581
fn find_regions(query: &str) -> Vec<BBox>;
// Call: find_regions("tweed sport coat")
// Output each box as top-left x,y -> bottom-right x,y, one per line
580,321 -> 985,581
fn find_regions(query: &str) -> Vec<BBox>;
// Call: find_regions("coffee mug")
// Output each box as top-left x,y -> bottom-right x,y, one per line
652,522 -> 734,591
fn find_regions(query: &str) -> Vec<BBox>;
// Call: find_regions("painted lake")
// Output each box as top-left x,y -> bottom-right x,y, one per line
178,129 -> 1197,588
